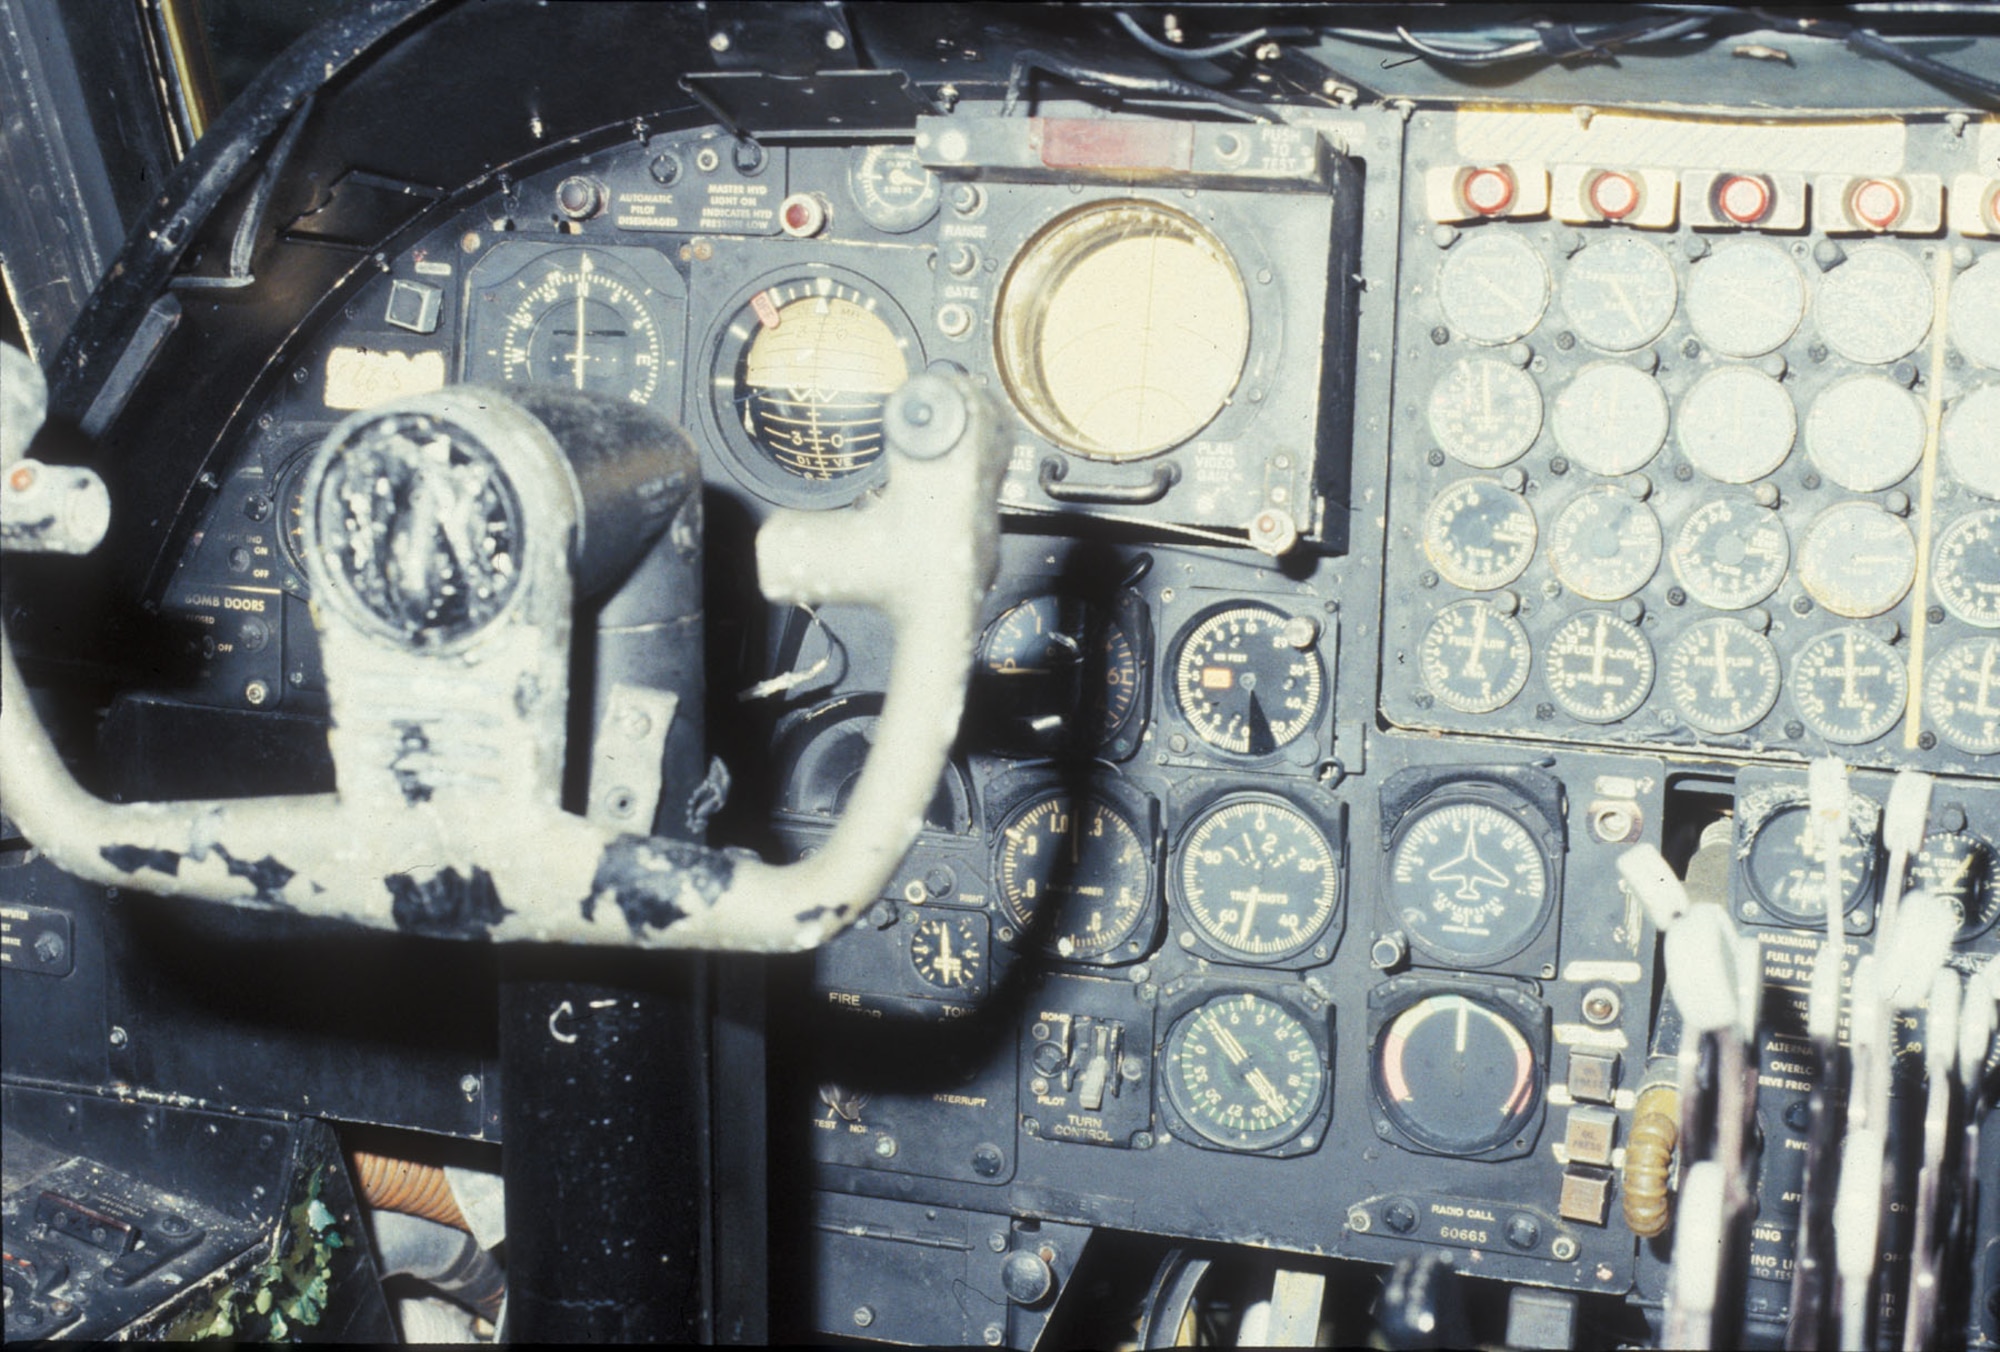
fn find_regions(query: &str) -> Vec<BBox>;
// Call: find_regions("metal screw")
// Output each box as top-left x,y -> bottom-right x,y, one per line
1505,1214 -> 1541,1249
1582,986 -> 1622,1025
32,931 -> 64,963
853,1305 -> 874,1328
988,1231 -> 1009,1253
875,1135 -> 898,1158
1549,456 -> 1568,476
460,1074 -> 480,1100
158,1214 -> 192,1237
244,680 -> 270,707
971,1143 -> 1004,1177
1348,1207 -> 1372,1233
1383,1199 -> 1418,1233
984,1324 -> 1006,1346
109,1025 -> 129,1047
1552,1236 -> 1579,1261
1666,586 -> 1686,607
709,31 -> 731,52
1133,1132 -> 1154,1150
1919,731 -> 1937,750
1555,332 -> 1576,351
825,28 -> 847,49
1429,325 -> 1450,345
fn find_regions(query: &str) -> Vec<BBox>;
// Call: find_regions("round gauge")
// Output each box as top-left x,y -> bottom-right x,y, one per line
1421,476 -> 1537,591
1417,600 -> 1534,715
1670,499 -> 1790,611
1924,636 -> 2000,756
1798,502 -> 1916,618
716,273 -> 917,484
491,250 -> 669,402
274,443 -> 320,574
1943,386 -> 2000,500
1171,605 -> 1325,757
1551,361 -> 1669,476
994,791 -> 1153,960
1437,232 -> 1550,345
1913,828 -> 2000,943
1948,256 -> 2000,369
1545,610 -> 1656,724
1814,244 -> 1933,365
977,595 -> 1142,754
847,144 -> 940,233
1678,366 -> 1796,483
995,200 -> 1249,461
1374,991 -> 1542,1155
1560,236 -> 1679,353
1547,487 -> 1662,601
1791,627 -> 1909,745
1686,239 -> 1806,358
1805,375 -> 1926,492
910,913 -> 984,990
1743,799 -> 1878,926
1388,796 -> 1554,967
1665,618 -> 1783,735
1426,358 -> 1544,469
1162,992 -> 1326,1152
1934,509 -> 2000,629
1176,796 -> 1340,962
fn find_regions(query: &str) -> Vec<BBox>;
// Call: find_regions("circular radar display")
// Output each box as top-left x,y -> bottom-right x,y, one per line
1744,801 -> 1878,925
1418,600 -> 1533,715
995,792 -> 1153,960
1806,375 -> 1926,492
1544,611 -> 1656,724
978,595 -> 1141,754
1925,636 -> 2000,756
1548,487 -> 1662,601
1552,362 -> 1669,476
996,200 -> 1248,461
1687,239 -> 1806,358
491,251 -> 669,403
1560,236 -> 1679,352
910,913 -> 983,990
1666,618 -> 1782,735
1171,605 -> 1325,757
1798,502 -> 1916,618
1374,992 -> 1541,1155
1791,627 -> 1909,745
1913,828 -> 2000,943
1944,386 -> 2000,500
1177,796 -> 1340,963
1679,366 -> 1796,483
1948,256 -> 2000,370
1671,499 -> 1790,610
1421,476 -> 1537,591
722,275 -> 914,482
1163,992 -> 1326,1152
1934,509 -> 2000,628
847,145 -> 940,233
1815,244 -> 1933,365
1388,797 -> 1553,967
1427,358 -> 1543,468
1438,232 -> 1550,345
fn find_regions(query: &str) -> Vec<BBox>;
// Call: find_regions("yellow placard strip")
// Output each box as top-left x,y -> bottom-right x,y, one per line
1904,247 -> 1956,749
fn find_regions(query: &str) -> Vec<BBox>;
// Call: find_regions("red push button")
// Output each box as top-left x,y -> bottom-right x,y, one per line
1716,174 -> 1772,224
1462,167 -> 1516,216
1589,171 -> 1642,221
1851,178 -> 1905,230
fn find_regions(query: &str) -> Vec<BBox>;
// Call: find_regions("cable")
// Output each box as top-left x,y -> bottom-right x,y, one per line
1001,49 -> 1273,122
1114,11 -> 1275,61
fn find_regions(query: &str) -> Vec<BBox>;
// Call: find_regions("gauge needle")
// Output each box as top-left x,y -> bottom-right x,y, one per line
1246,1067 -> 1291,1117
1455,998 -> 1470,1053
573,271 -> 588,390
1841,631 -> 1861,707
1464,603 -> 1490,679
1977,645 -> 1999,716
1590,614 -> 1609,684
1607,276 -> 1645,334
1213,1023 -> 1250,1066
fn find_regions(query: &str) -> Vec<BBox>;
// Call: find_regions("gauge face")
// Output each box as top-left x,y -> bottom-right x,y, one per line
1815,243 -> 1933,365
1177,796 -> 1340,962
721,276 -> 914,482
275,445 -> 319,574
995,792 -> 1153,960
1686,239 -> 1806,358
1805,375 -> 1926,492
1948,256 -> 2000,370
1548,488 -> 1662,601
1545,610 -> 1656,724
995,200 -> 1249,461
1670,499 -> 1790,611
1913,828 -> 2000,943
1421,476 -> 1537,591
1934,509 -> 2000,629
1437,232 -> 1550,345
1171,605 -> 1325,756
1944,385 -> 2000,500
1551,361 -> 1668,476
1426,358 -> 1543,469
1560,236 -> 1679,352
847,144 -> 940,233
1163,992 -> 1325,1151
1678,366 -> 1796,483
1417,600 -> 1531,716
1666,618 -> 1782,735
1791,627 -> 1909,745
910,913 -> 984,990
1925,636 -> 2000,755
1374,992 -> 1541,1155
490,250 -> 670,403
1798,502 -> 1916,618
977,595 -> 1141,754
1743,801 -> 1877,926
1389,798 -> 1553,967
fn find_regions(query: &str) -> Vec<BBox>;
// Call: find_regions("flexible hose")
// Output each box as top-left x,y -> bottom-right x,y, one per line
1624,1084 -> 1681,1238
351,1152 -> 469,1232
